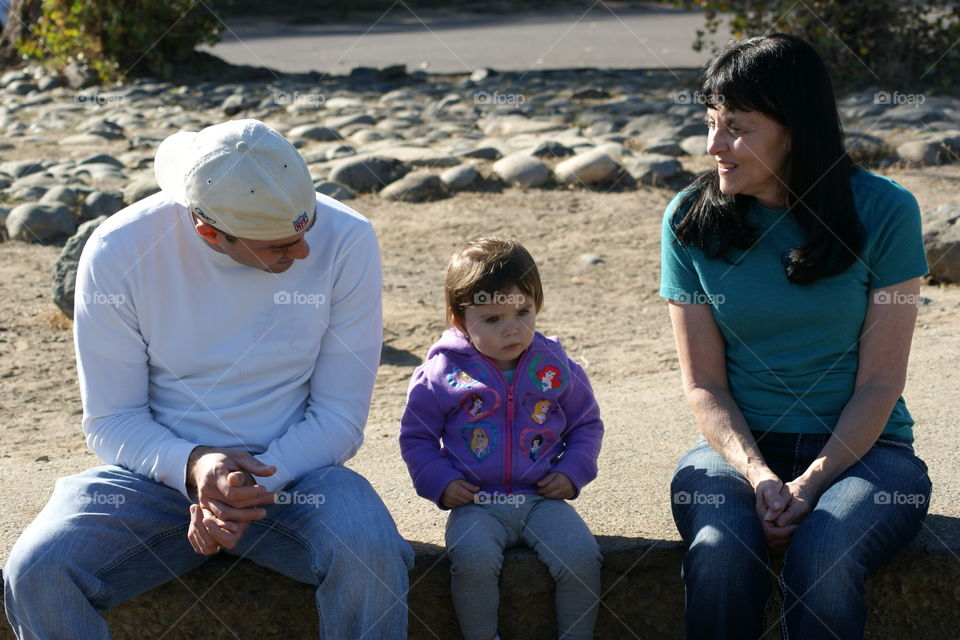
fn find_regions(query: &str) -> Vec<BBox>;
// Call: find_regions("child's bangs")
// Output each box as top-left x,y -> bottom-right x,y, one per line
473,265 -> 535,305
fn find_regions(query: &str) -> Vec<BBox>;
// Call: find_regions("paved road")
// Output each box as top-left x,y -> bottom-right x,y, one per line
202,5 -> 725,76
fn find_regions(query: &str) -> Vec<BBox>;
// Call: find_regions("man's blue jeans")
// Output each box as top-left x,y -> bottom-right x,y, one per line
4,464 -> 414,639
671,432 -> 931,640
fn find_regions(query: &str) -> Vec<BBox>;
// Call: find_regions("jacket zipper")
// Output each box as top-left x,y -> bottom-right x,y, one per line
505,385 -> 514,493
481,347 -> 532,495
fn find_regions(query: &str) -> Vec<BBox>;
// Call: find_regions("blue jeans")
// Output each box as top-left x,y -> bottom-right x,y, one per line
445,494 -> 601,640
671,432 -> 931,640
4,464 -> 414,640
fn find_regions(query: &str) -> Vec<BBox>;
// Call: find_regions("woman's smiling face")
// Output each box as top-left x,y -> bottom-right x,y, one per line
706,107 -> 792,209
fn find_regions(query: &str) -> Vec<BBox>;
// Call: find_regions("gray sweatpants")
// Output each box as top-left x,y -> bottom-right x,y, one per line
445,493 -> 602,640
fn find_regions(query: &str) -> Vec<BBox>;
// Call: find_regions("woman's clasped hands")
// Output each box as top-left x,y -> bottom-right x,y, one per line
753,471 -> 821,553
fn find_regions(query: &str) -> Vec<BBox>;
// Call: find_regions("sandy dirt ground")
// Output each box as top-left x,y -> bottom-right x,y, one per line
1,164 -> 959,565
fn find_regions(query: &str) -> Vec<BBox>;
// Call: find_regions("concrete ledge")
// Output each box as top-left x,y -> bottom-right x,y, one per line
2,517 -> 959,639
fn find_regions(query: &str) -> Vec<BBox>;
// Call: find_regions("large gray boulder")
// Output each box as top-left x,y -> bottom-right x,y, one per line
622,113 -> 683,139
9,172 -> 58,192
5,203 -> 76,243
896,140 -> 936,165
680,135 -> 708,156
480,116 -> 565,137
621,154 -> 684,186
531,140 -> 574,159
314,182 -> 356,201
644,138 -> 686,157
325,144 -> 357,161
379,171 -> 445,202
492,153 -> 551,188
351,129 -> 383,145
287,124 -> 342,142
325,113 -> 376,130
440,165 -> 480,191
461,146 -> 503,161
8,178 -> 51,201
40,186 -> 79,208
328,156 -> 409,192
846,131 -> 893,164
377,147 -> 460,169
222,93 -> 257,116
0,160 -> 46,179
78,118 -> 125,140
896,140 -> 951,166
554,150 -> 620,186
52,216 -> 108,318
123,179 -> 160,205
82,191 -> 124,220
923,205 -> 960,284
78,153 -> 124,169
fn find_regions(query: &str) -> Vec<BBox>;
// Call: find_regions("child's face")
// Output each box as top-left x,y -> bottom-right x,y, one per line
459,285 -> 536,371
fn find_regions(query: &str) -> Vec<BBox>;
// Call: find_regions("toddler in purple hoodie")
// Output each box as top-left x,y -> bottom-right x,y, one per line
400,237 -> 603,640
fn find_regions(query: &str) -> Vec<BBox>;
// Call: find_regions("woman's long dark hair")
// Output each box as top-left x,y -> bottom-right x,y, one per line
673,33 -> 864,285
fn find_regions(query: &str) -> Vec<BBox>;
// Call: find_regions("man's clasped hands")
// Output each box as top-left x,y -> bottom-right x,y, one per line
185,446 -> 278,555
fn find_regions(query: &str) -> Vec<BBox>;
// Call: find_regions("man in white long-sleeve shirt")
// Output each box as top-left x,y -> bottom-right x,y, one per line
4,120 -> 414,639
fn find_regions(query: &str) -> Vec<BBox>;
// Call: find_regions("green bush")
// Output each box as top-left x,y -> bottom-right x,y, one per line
675,0 -> 960,89
17,0 -> 227,82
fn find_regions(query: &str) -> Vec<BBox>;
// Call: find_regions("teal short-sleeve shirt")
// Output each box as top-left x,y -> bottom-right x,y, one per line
660,170 -> 928,440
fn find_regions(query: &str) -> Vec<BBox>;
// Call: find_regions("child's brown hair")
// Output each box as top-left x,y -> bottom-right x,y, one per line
445,237 -> 543,328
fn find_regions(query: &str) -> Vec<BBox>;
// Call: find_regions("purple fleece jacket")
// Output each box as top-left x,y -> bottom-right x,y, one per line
399,328 -> 603,508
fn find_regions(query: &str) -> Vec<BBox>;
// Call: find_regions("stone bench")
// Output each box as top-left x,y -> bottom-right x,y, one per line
2,516 -> 958,639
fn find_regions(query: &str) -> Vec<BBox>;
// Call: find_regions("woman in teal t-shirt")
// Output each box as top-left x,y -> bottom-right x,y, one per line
662,34 -> 932,639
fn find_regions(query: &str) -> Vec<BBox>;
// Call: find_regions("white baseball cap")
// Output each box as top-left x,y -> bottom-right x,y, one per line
155,119 -> 316,241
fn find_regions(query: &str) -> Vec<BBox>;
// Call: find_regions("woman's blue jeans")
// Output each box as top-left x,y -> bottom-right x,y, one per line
4,464 -> 414,639
671,432 -> 931,640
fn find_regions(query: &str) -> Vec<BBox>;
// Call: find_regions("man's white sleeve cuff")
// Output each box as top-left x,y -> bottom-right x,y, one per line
157,440 -> 202,500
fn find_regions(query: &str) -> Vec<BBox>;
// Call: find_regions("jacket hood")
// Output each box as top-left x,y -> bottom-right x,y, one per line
426,327 -> 560,361
426,327 -> 479,359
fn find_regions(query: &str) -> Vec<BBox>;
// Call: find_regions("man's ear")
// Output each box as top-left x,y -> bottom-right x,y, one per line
194,219 -> 221,244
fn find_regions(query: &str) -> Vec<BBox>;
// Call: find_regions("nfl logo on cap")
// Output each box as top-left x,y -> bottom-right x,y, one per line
293,212 -> 309,232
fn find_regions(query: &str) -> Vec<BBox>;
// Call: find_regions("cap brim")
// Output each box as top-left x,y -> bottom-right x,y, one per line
154,131 -> 198,208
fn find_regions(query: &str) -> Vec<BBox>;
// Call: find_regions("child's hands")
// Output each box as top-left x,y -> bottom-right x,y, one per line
537,472 -> 575,499
440,478 -> 480,509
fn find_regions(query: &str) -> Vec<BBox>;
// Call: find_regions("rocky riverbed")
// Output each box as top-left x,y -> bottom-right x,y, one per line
2,63 -> 959,285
